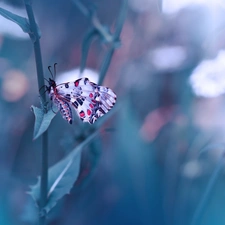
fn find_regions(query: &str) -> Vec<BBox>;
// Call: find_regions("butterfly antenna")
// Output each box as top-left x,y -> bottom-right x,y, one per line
51,101 -> 58,114
39,85 -> 49,97
39,85 -> 47,92
54,63 -> 57,79
48,65 -> 54,79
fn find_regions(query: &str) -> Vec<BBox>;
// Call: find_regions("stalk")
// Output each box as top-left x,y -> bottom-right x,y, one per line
24,1 -> 48,224
190,152 -> 225,225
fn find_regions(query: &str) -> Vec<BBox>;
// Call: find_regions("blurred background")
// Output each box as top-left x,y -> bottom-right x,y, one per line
1,0 -> 225,225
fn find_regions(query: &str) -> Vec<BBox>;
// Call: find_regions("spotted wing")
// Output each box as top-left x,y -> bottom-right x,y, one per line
56,77 -> 116,124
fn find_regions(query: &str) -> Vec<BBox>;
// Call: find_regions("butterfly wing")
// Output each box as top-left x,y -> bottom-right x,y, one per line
56,77 -> 116,124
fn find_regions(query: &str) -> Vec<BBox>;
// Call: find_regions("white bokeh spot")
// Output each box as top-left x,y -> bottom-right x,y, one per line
0,3 -> 29,39
163,0 -> 225,14
189,50 -> 225,97
149,46 -> 186,71
56,68 -> 99,84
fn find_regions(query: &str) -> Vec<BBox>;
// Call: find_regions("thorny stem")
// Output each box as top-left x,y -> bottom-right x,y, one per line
24,1 -> 48,225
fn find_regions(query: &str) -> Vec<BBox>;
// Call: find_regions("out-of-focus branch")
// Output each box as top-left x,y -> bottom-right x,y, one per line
73,0 -> 127,84
73,0 -> 114,43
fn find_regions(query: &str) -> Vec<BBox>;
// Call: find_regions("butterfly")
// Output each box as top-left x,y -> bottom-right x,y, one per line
46,64 -> 117,124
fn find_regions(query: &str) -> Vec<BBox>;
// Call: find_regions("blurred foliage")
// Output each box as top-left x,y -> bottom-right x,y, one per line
1,0 -> 225,225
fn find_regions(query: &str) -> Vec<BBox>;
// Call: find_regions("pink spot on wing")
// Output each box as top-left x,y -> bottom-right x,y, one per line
87,109 -> 91,116
89,93 -> 93,98
79,111 -> 85,118
89,104 -> 94,109
75,80 -> 79,87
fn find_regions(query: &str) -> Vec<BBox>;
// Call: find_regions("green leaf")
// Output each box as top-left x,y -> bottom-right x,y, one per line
31,106 -> 56,140
29,131 -> 98,215
0,7 -> 31,33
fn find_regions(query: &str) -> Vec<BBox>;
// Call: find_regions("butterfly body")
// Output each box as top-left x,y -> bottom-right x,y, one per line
47,77 -> 116,124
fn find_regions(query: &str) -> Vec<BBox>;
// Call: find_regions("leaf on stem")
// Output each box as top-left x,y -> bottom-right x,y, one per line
31,105 -> 56,140
0,7 -> 31,33
29,131 -> 98,215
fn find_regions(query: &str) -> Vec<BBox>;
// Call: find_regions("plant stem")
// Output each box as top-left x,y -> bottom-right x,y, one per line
24,1 -> 48,225
73,0 -> 114,43
80,28 -> 98,73
190,152 -> 225,225
74,0 -> 127,84
98,0 -> 127,85
98,46 -> 115,85
24,1 -> 46,104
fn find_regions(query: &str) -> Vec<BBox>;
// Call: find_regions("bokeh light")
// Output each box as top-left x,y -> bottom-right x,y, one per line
56,68 -> 99,84
2,69 -> 29,102
163,0 -> 225,14
149,46 -> 187,71
189,50 -> 225,97
1,1 -> 225,225
0,3 -> 29,39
